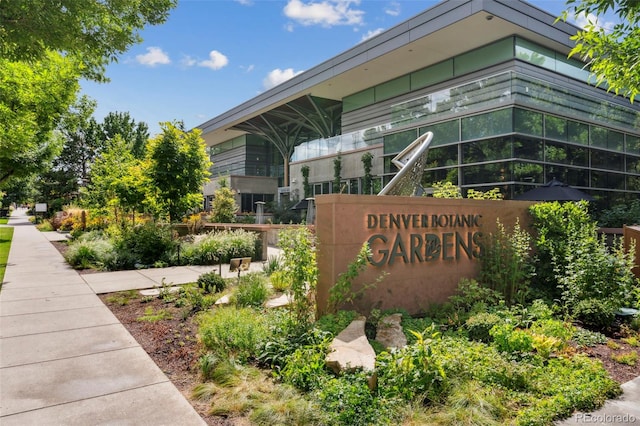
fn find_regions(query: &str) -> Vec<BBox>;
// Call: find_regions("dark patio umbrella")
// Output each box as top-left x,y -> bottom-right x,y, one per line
290,198 -> 309,210
513,178 -> 594,202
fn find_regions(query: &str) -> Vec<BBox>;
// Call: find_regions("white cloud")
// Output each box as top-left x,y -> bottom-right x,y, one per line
198,50 -> 229,71
572,11 -> 615,32
384,1 -> 400,17
136,47 -> 170,67
284,0 -> 364,27
361,28 -> 384,42
235,0 -> 252,4
263,68 -> 304,90
180,55 -> 197,67
242,64 -> 255,73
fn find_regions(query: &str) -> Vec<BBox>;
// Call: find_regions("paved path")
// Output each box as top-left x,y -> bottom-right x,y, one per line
0,209 -> 206,425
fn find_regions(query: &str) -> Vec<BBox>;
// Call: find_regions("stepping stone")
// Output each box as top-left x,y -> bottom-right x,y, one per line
265,293 -> 292,308
215,295 -> 230,305
375,313 -> 407,350
139,286 -> 181,297
326,316 -> 376,374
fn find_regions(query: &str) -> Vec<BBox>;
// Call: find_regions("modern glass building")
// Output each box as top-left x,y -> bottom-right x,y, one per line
197,0 -> 640,211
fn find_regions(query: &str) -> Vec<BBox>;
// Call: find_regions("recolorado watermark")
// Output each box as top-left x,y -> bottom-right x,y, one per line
576,413 -> 637,423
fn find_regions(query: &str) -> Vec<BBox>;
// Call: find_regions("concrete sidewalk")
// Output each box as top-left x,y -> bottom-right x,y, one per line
0,209 -> 206,425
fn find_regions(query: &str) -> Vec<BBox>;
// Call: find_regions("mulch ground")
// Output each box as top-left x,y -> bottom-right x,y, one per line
99,294 -> 240,425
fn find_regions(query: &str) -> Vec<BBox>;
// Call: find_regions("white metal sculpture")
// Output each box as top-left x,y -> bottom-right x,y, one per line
378,131 -> 433,196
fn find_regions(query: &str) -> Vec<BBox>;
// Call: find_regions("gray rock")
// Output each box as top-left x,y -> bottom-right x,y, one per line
215,295 -> 230,305
265,293 -> 292,308
326,316 -> 376,375
375,313 -> 407,350
139,286 -> 181,297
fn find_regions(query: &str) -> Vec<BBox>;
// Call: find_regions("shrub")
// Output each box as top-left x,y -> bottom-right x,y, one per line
465,312 -> 503,343
529,320 -> 573,359
376,326 -> 447,403
448,278 -> 503,313
314,372 -> 400,426
479,218 -> 532,306
531,201 -> 640,327
278,227 -> 318,327
573,298 -> 617,329
64,236 -> 114,269
598,199 -> 640,227
198,306 -> 267,362
197,271 -> 227,294
528,201 -> 594,299
258,311 -> 331,371
113,222 -> 177,267
210,177 -> 238,223
179,229 -> 257,265
269,270 -> 289,292
176,284 -> 216,315
233,272 -> 270,307
278,342 -> 330,392
490,323 -> 534,354
262,255 -> 282,276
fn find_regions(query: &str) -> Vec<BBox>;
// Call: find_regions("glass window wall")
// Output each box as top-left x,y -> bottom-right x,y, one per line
513,138 -> 543,161
427,145 -> 458,168
383,129 -> 419,154
419,119 -> 459,146
514,108 -> 542,136
592,150 -> 624,172
513,161 -> 543,183
462,137 -> 512,164
462,162 -> 510,185
461,109 -> 512,141
626,155 -> 640,174
627,135 -> 640,154
545,141 -> 588,167
592,170 -> 625,190
544,165 -> 589,187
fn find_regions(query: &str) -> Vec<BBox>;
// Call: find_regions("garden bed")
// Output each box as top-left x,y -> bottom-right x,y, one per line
100,289 -> 640,426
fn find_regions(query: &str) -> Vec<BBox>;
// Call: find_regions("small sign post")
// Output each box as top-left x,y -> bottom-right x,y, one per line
35,203 -> 47,223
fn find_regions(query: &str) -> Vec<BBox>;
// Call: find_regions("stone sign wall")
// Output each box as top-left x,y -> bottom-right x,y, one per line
315,194 -> 535,316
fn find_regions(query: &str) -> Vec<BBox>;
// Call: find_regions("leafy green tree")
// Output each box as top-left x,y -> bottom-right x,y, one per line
361,152 -> 373,195
211,177 -> 238,223
101,111 -> 149,159
561,0 -> 640,101
36,96 -> 103,207
0,0 -> 177,82
0,52 -> 81,186
332,154 -> 342,194
146,122 -> 211,222
1,176 -> 36,207
301,165 -> 312,198
85,136 -> 148,224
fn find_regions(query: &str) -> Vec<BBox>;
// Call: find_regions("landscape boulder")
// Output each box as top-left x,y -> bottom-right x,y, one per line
326,316 -> 376,376
375,313 -> 407,350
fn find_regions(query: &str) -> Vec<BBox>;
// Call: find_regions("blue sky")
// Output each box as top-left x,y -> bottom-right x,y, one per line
79,0 -> 617,136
